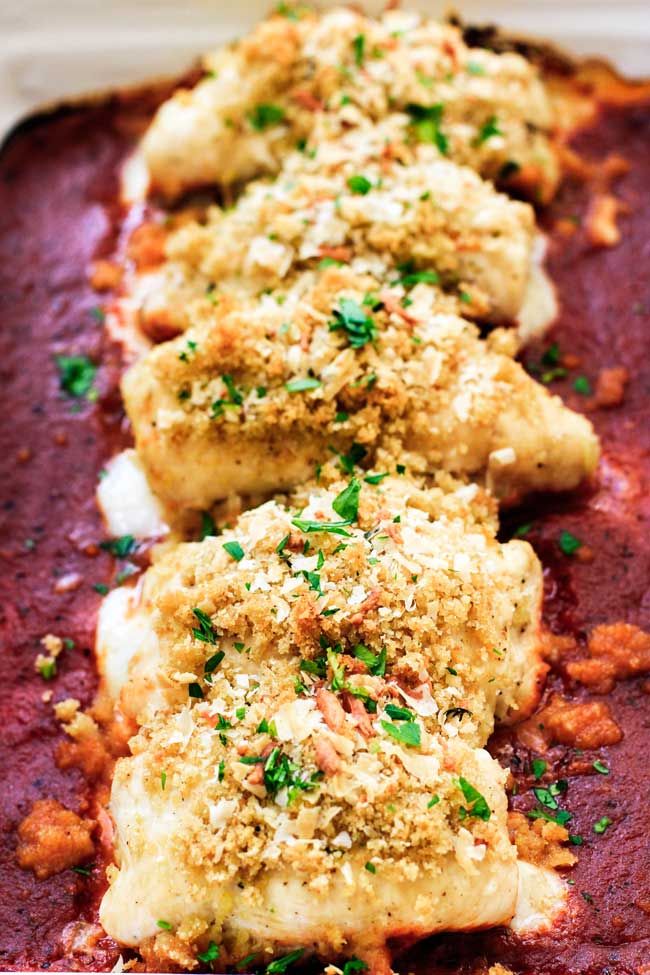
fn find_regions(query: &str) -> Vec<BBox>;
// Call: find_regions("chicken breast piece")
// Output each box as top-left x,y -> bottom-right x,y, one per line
137,151 -> 535,337
101,713 -> 517,969
99,473 -> 541,967
100,473 -> 545,737
122,266 -> 599,512
142,7 -> 558,201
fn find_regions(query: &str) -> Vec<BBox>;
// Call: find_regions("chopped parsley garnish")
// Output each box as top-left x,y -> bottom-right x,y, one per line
71,864 -> 93,876
457,777 -> 491,821
406,102 -> 448,154
247,103 -> 285,131
55,354 -> 97,399
347,174 -> 372,195
93,583 -> 109,595
473,114 -> 502,146
37,658 -> 57,680
352,643 -> 386,676
593,759 -> 609,775
380,718 -> 421,748
205,650 -> 225,676
581,891 -> 594,905
329,297 -> 378,348
338,441 -> 367,474
276,534 -> 290,558
188,682 -> 204,699
396,463 -> 406,475
514,522 -> 533,537
285,376 -> 321,393
263,747 -> 322,803
160,771 -> 167,790
593,816 -> 612,834
291,518 -> 352,536
332,477 -> 361,522
385,703 -> 413,721
178,339 -> 197,362
393,261 -> 439,288
364,861 -> 376,873
300,656 -> 327,677
318,256 -> 345,269
157,919 -> 172,930
569,834 -> 584,845
342,959 -> 368,975
223,540 -> 245,562
558,530 -> 583,556
574,375 -> 592,395
364,472 -> 388,484
532,758 -> 547,780
236,953 -> 260,971
352,33 -> 365,66
99,534 -> 136,558
428,795 -> 440,809
197,941 -> 220,968
211,374 -> 245,417
199,511 -> 216,540
192,607 -> 218,645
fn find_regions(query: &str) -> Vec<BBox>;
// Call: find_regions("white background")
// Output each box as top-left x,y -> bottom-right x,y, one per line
1,1 -> 649,139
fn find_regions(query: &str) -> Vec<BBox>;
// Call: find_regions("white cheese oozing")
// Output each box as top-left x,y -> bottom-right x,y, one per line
97,448 -> 169,540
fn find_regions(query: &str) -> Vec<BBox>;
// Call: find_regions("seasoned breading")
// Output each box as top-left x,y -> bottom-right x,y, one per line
122,266 -> 599,512
100,473 -> 543,964
142,7 -> 557,201
113,473 -> 544,736
137,151 -> 536,336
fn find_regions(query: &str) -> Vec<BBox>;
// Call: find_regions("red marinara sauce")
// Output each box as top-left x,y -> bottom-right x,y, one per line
0,86 -> 649,975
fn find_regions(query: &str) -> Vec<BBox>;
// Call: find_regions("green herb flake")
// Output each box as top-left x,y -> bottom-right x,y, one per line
188,682 -> 204,699
427,795 -> 440,809
285,376 -> 321,393
467,61 -> 486,75
352,34 -> 365,66
223,540 -> 245,562
558,530 -> 583,556
574,375 -> 592,395
266,948 -> 305,974
197,940 -> 220,967
160,771 -> 167,791
473,114 -> 502,146
406,102 -> 448,154
593,759 -> 609,775
380,719 -> 421,748
93,583 -> 109,595
457,777 -> 491,821
99,534 -> 136,558
329,297 -> 378,348
332,477 -> 361,522
347,174 -> 372,195
364,861 -> 376,874
581,891 -> 594,905
352,643 -> 386,676
532,758 -> 547,780
55,354 -> 97,399
292,518 -> 352,536
157,919 -> 172,930
37,658 -> 57,680
199,511 -> 216,540
569,834 -> 584,845
394,261 -> 439,288
593,816 -> 612,834
248,103 -> 285,131
342,958 -> 368,975
192,607 -> 218,645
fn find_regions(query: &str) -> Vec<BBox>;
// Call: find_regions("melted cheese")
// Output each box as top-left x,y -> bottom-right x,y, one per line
96,448 -> 169,540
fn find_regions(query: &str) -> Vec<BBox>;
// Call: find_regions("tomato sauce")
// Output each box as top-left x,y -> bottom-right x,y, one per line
0,84 -> 649,974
